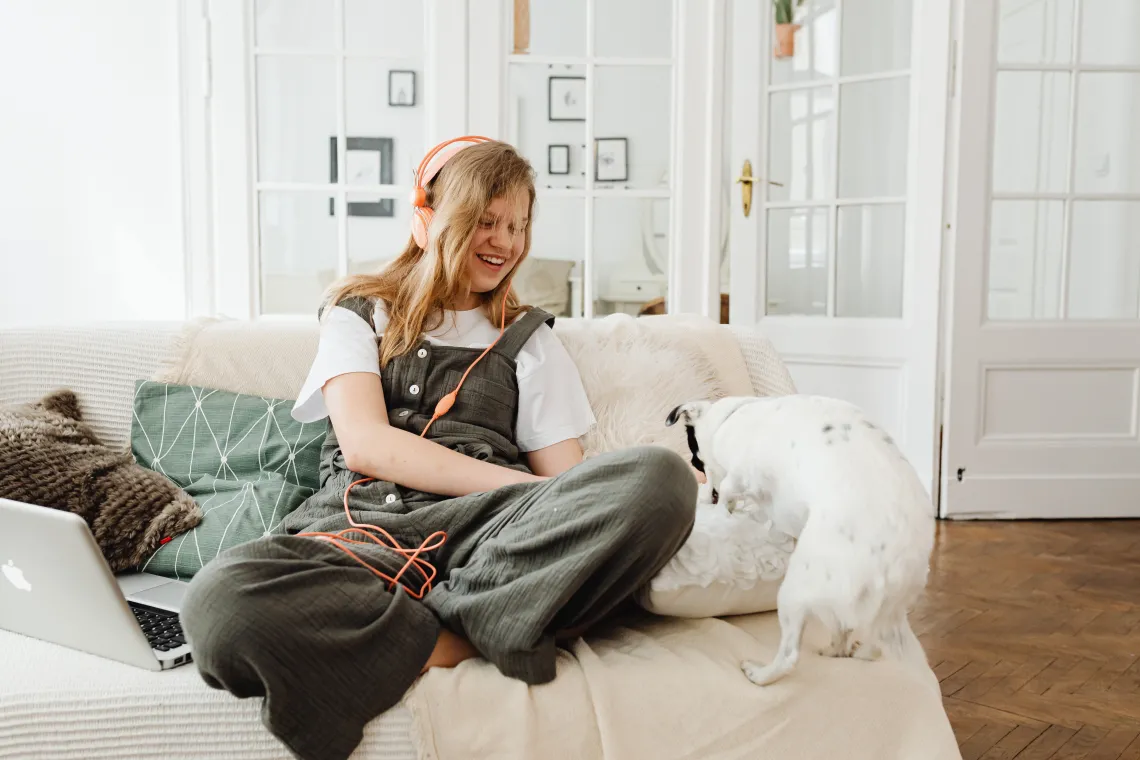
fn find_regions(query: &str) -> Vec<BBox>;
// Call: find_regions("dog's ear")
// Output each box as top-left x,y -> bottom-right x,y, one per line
665,400 -> 710,427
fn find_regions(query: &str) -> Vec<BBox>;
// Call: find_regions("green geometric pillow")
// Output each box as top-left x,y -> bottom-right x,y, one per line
130,380 -> 328,580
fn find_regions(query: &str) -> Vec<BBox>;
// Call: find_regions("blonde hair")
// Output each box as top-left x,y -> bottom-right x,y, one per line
322,140 -> 536,369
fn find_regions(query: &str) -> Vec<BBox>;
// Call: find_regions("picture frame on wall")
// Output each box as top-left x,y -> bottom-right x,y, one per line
594,137 -> 628,182
548,76 -> 585,121
548,144 -> 570,175
328,136 -> 394,217
388,70 -> 416,107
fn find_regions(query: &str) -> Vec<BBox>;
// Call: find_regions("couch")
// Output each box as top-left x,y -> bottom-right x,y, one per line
0,315 -> 960,760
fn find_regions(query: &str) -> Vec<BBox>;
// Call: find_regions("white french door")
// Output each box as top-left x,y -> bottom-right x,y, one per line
727,0 -> 952,496
941,0 -> 1140,519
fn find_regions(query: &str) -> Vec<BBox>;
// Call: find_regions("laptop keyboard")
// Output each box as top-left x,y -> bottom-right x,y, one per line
128,602 -> 187,652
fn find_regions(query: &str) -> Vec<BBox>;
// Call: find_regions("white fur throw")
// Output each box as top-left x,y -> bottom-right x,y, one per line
637,501 -> 795,617
551,313 -> 753,459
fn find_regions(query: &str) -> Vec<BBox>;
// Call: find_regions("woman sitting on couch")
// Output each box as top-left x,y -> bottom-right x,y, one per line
180,137 -> 698,760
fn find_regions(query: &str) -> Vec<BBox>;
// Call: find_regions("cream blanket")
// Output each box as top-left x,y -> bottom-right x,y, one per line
407,613 -> 958,760
152,314 -> 958,760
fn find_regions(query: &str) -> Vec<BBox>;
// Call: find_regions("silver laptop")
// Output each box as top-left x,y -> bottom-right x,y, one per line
0,497 -> 193,671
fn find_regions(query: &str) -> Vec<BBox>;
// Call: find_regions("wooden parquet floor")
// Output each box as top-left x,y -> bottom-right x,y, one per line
914,520 -> 1140,760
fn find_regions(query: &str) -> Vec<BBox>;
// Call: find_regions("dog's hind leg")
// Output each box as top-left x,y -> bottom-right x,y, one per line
741,602 -> 807,686
819,625 -> 857,658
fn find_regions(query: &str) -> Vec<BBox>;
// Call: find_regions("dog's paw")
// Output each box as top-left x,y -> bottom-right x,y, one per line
741,659 -> 780,686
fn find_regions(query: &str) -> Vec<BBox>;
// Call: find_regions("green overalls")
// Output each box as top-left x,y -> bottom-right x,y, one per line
180,298 -> 697,760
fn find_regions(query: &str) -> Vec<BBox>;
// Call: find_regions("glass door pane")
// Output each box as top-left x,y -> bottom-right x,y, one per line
767,207 -> 828,315
840,0 -> 911,76
595,0 -> 671,58
511,0 -> 586,56
522,196 -> 585,318
1080,0 -> 1140,65
255,0 -> 335,49
770,0 -> 837,85
593,197 -> 669,316
992,72 -> 1070,194
987,200 -> 1065,320
768,87 -> 834,202
256,57 -> 337,183
996,0 -> 1073,64
837,77 -> 909,198
1068,201 -> 1140,319
594,66 -> 672,190
260,192 -> 338,315
508,64 -> 586,190
1074,73 -> 1140,194
835,203 -> 905,317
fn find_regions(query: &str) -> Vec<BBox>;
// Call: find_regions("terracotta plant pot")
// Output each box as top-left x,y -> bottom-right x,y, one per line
774,23 -> 799,58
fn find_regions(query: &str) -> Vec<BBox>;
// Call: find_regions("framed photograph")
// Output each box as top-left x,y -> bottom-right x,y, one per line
548,76 -> 585,121
328,136 -> 394,217
548,144 -> 570,175
594,137 -> 628,182
388,70 -> 416,107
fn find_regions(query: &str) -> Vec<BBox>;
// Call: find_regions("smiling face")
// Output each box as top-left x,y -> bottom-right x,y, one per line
463,193 -> 530,301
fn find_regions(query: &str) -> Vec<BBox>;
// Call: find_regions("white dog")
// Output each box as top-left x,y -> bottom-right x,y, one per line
666,395 -> 935,686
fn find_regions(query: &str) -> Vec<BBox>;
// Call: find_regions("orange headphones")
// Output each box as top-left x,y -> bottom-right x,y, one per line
299,135 -> 514,600
410,135 -> 494,249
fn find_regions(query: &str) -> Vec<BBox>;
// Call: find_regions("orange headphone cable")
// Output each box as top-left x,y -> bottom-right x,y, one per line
297,283 -> 513,599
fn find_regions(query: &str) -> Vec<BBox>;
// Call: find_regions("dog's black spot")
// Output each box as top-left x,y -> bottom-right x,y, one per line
684,424 -> 705,474
822,424 -> 834,433
711,488 -> 719,504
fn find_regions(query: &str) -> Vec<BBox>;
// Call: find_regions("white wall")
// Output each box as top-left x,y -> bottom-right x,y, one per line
0,0 -> 186,327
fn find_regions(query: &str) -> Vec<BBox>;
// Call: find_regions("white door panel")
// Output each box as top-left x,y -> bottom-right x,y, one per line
728,0 -> 952,496
942,0 -> 1140,519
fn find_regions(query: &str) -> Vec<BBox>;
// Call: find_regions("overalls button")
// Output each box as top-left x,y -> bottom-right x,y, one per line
399,409 -> 410,417
417,348 -> 428,358
384,494 -> 397,504
409,384 -> 420,395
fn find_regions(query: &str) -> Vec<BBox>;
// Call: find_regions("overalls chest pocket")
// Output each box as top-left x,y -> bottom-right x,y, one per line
440,369 -> 519,436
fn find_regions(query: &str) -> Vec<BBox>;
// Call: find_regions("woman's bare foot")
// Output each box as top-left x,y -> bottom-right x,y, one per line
421,629 -> 480,673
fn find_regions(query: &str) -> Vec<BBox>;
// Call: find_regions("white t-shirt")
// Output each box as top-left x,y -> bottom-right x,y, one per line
291,303 -> 596,452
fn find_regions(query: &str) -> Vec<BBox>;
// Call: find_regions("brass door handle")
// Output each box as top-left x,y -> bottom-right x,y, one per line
734,159 -> 783,218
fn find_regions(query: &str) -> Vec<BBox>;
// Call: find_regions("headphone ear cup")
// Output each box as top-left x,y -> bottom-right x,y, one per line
411,208 -> 433,249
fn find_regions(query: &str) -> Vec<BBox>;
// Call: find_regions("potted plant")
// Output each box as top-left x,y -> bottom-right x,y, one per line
773,0 -> 805,58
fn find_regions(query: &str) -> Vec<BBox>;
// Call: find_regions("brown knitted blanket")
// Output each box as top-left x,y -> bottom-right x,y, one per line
0,390 -> 201,572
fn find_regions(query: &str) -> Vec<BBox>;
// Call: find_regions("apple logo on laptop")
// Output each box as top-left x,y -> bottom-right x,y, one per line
3,560 -> 31,592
